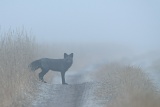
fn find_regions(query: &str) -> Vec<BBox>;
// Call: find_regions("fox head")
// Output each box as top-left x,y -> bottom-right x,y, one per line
64,53 -> 73,58
64,53 -> 73,64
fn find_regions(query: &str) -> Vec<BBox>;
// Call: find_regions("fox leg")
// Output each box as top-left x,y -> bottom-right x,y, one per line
61,72 -> 68,85
39,69 -> 48,83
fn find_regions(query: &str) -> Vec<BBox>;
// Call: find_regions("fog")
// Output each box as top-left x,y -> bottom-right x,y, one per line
0,0 -> 160,68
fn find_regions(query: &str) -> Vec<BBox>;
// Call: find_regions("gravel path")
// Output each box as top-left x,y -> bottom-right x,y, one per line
31,65 -> 115,107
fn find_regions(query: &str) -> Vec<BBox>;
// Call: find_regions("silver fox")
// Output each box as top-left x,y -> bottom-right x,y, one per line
29,53 -> 73,84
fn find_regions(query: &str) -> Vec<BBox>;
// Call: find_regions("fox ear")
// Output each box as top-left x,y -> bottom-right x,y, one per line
70,53 -> 73,57
64,53 -> 67,58
64,53 -> 68,58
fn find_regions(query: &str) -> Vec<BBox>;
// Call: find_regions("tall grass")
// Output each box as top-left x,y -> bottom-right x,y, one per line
0,29 -> 38,107
94,63 -> 160,107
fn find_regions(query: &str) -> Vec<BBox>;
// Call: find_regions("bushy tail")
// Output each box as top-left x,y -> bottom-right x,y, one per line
28,59 -> 41,71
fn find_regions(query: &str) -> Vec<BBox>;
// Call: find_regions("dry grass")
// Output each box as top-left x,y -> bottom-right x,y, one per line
94,63 -> 160,107
108,87 -> 160,107
0,29 -> 39,107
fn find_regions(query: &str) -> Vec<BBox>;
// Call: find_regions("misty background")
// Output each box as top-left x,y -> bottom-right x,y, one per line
0,0 -> 160,69
1,1 -> 160,107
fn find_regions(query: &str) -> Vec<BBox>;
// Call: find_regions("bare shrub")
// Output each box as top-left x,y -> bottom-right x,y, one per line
0,29 -> 38,107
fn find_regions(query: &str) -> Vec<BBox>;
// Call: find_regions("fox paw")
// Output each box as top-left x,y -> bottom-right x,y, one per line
43,81 -> 47,83
40,79 -> 47,83
63,83 -> 68,85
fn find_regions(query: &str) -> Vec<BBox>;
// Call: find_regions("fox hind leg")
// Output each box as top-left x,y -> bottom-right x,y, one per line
39,69 -> 49,83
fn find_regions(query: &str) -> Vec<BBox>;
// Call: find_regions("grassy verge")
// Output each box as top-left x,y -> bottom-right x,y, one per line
94,63 -> 160,107
108,86 -> 160,107
0,29 -> 39,107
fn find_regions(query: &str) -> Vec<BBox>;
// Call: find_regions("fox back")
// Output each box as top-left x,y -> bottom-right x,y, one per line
40,53 -> 73,72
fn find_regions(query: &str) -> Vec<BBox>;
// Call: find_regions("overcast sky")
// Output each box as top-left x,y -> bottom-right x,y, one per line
0,0 -> 160,50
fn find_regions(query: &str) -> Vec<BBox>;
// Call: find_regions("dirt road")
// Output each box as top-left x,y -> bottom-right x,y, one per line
31,65 -> 116,107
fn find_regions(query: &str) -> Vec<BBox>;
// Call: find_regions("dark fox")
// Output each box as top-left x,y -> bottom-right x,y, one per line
29,53 -> 73,84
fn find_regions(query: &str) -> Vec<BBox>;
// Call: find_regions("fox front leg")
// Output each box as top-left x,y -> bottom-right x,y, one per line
61,72 -> 68,85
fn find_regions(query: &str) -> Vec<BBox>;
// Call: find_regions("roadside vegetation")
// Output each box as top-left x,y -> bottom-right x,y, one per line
94,63 -> 160,107
0,29 -> 39,107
